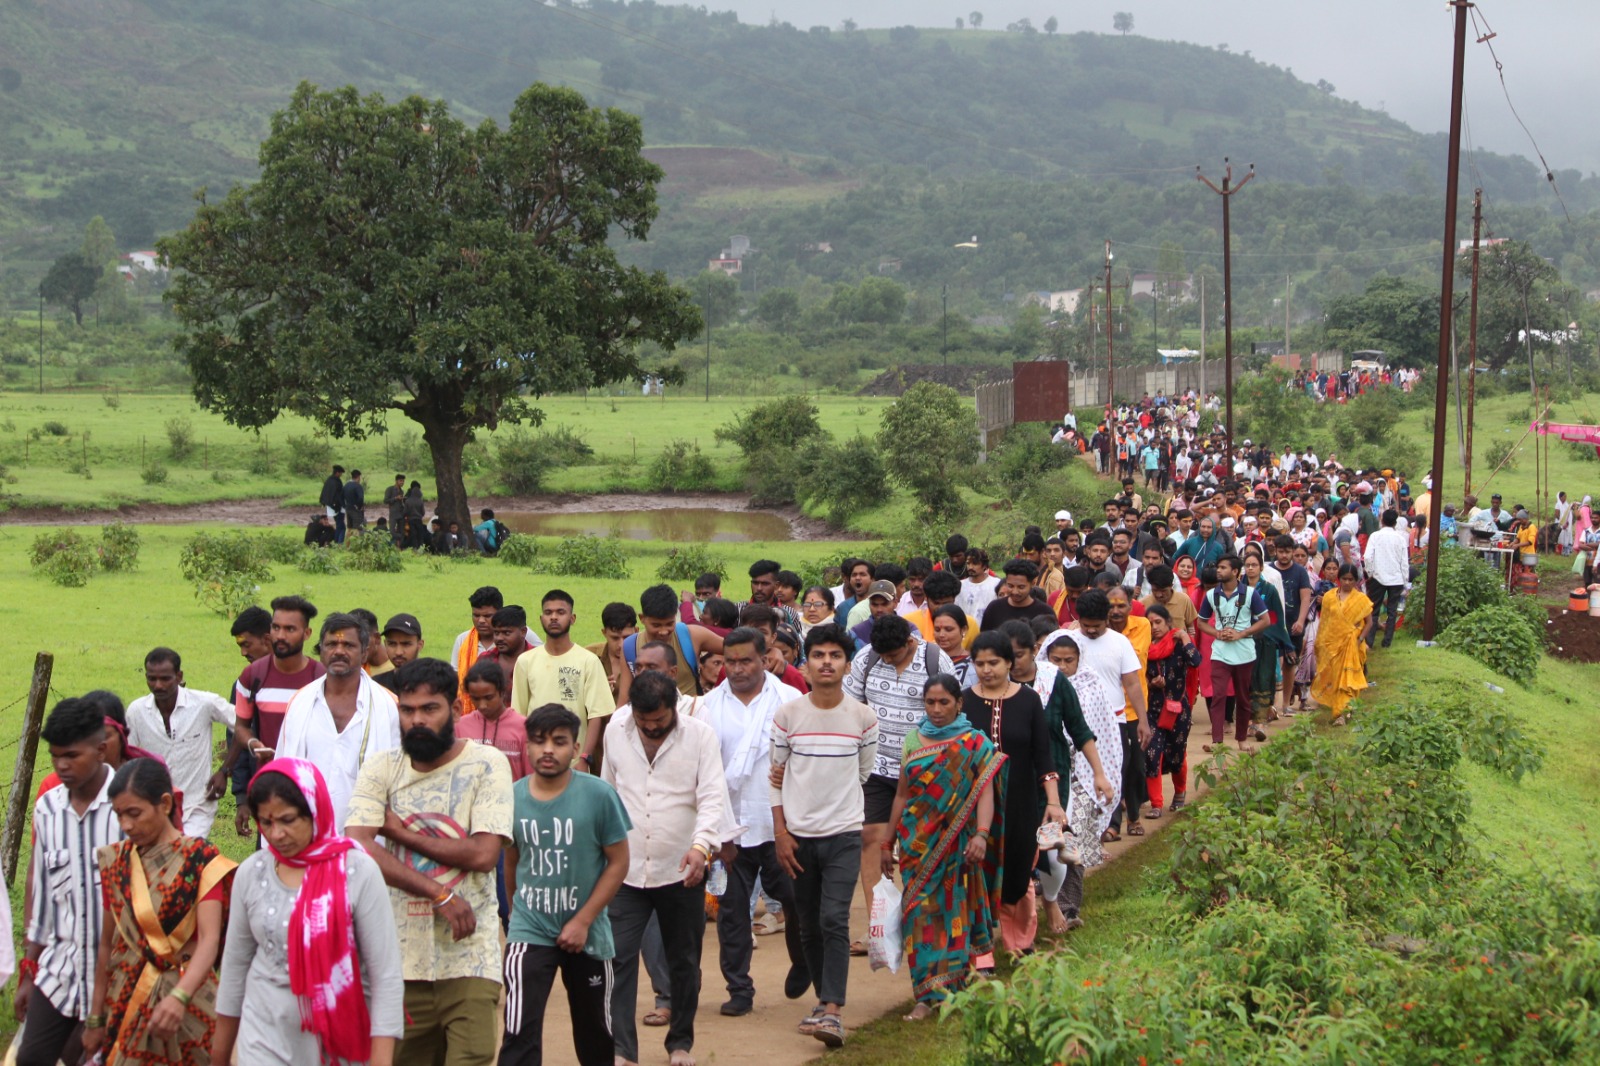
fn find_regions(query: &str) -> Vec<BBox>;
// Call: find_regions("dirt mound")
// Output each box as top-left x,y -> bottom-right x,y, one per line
1545,604 -> 1600,663
856,364 -> 1011,397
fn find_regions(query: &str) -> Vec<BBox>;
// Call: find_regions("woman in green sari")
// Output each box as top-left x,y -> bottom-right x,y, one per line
1242,549 -> 1296,741
881,674 -> 1006,1020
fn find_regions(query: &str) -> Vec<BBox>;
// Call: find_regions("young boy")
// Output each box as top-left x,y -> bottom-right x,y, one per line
500,704 -> 631,1066
19,698 -> 122,1066
771,624 -> 879,1049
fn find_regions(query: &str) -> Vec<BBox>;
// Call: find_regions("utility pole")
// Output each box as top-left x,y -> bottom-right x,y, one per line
1104,239 -> 1115,418
37,287 -> 44,394
941,283 -> 949,367
1284,274 -> 1291,358
1465,188 -> 1483,493
1199,274 -> 1207,399
704,273 -> 712,402
1197,159 -> 1255,460
1421,0 -> 1471,644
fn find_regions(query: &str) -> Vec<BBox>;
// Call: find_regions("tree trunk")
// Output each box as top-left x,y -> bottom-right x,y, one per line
418,419 -> 477,553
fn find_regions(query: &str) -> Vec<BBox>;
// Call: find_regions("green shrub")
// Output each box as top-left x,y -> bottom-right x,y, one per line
1485,438 -> 1518,472
180,531 -> 274,615
742,446 -> 808,506
102,392 -> 121,409
1431,547 -> 1509,631
657,544 -> 727,584
533,424 -> 595,465
247,443 -> 274,475
387,430 -> 433,475
647,439 -> 717,491
985,423 -> 1070,497
492,430 -> 551,495
285,432 -> 334,478
802,434 -> 887,527
29,529 -> 95,587
165,416 -> 194,460
341,533 -> 406,573
296,547 -> 343,574
140,460 -> 169,484
496,533 -> 539,568
40,420 -> 69,437
536,535 -> 629,579
1439,603 -> 1542,684
98,522 -> 141,572
715,399 -> 824,457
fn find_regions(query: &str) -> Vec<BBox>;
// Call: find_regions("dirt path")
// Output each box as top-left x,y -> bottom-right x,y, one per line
537,705 -> 1298,1066
0,492 -> 838,540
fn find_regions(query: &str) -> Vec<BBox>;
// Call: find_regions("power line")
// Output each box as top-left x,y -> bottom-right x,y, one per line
1469,5 -> 1571,221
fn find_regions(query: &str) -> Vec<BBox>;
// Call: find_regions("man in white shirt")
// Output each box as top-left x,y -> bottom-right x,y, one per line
126,647 -> 234,839
1069,589 -> 1151,748
1362,509 -> 1411,649
601,671 -> 727,1066
277,612 -> 401,830
697,627 -> 805,1014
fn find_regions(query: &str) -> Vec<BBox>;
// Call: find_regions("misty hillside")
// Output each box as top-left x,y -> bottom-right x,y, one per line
0,0 -> 1584,278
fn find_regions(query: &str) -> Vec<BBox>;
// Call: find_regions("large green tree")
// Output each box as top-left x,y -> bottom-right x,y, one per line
39,254 -> 100,326
1323,275 -> 1439,367
879,382 -> 978,518
160,82 -> 701,537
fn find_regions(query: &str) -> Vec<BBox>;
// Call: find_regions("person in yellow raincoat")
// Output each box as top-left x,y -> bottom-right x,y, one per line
1310,564 -> 1374,724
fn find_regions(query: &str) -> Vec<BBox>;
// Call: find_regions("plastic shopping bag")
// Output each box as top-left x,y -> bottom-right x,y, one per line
868,875 -> 903,973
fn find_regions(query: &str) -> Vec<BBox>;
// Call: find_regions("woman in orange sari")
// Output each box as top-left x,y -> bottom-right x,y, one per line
1310,564 -> 1374,725
84,759 -> 235,1066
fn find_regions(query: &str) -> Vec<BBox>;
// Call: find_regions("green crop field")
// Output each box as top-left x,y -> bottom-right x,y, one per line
0,391 -> 894,509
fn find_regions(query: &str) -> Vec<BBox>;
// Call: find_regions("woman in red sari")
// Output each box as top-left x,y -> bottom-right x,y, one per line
881,674 -> 1006,1019
84,759 -> 235,1066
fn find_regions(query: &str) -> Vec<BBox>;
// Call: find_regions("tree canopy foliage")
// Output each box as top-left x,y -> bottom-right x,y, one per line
159,81 -> 701,535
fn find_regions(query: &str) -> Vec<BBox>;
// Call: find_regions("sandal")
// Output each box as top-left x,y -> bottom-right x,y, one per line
1202,743 -> 1229,754
811,1013 -> 846,1048
797,1005 -> 826,1035
642,1007 -> 671,1027
752,913 -> 785,937
1100,828 -> 1120,843
849,939 -> 868,957
1126,822 -> 1145,836
1146,806 -> 1163,819
1170,793 -> 1187,811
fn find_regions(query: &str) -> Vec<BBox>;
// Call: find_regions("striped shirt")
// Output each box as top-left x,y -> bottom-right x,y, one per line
843,642 -> 954,780
768,693 -> 878,839
233,656 -> 325,752
28,772 -> 122,1018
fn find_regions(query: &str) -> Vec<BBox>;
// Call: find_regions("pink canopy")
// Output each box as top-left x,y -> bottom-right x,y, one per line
1532,421 -> 1600,457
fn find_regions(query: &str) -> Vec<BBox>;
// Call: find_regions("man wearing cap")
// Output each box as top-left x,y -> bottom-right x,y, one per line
279,611 -> 402,830
849,580 -> 900,647
379,612 -> 426,696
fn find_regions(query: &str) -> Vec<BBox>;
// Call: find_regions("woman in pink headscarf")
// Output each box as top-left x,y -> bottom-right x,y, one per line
211,758 -> 403,1066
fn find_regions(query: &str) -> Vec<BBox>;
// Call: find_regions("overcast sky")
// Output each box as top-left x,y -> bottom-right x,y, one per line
719,0 -> 1599,174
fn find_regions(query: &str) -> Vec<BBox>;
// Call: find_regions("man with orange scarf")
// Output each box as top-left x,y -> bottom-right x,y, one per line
452,587 -> 505,685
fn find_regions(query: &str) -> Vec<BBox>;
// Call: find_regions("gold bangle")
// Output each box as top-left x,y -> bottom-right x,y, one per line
171,987 -> 193,1007
84,1015 -> 105,1029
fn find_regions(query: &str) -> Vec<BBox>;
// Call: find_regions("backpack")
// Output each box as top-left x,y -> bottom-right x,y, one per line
622,624 -> 702,694
491,520 -> 512,549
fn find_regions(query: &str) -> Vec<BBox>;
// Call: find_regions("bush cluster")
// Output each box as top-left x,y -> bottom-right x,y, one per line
647,439 -> 716,492
534,535 -> 629,579
29,524 -> 143,586
656,544 -> 727,584
285,432 -> 334,479
179,531 -> 275,616
493,430 -> 551,495
1439,604 -> 1542,684
340,533 -> 406,573
496,533 -> 539,568
954,680 -> 1562,1064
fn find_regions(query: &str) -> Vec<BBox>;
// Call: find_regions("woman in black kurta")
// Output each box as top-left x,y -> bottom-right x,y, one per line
961,632 -> 1065,955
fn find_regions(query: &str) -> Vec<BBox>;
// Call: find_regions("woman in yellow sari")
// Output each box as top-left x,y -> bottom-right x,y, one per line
84,759 -> 235,1066
1310,564 -> 1374,724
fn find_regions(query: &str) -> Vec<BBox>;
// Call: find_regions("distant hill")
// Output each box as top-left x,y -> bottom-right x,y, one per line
0,0 -> 1587,291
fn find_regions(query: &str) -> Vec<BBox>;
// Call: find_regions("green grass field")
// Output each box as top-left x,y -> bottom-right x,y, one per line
0,391 -> 893,509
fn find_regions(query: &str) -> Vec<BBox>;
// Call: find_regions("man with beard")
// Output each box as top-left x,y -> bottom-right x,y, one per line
743,559 -> 802,632
221,595 -> 325,833
277,612 -> 401,831
480,606 -> 536,680
347,657 -> 514,1066
697,627 -> 806,1016
499,704 -> 631,1066
511,590 -> 616,772
601,671 -> 727,1066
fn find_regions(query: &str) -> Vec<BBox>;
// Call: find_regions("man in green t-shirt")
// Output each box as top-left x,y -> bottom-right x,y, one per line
501,702 -> 631,1066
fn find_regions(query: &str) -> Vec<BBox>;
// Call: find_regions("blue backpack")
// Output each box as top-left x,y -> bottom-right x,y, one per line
622,624 -> 702,694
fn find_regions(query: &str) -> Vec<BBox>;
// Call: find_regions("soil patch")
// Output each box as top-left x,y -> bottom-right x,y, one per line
1545,604 -> 1600,663
0,491 -> 841,541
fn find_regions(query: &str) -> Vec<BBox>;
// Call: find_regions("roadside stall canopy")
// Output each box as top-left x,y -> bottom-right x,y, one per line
1534,420 -> 1600,458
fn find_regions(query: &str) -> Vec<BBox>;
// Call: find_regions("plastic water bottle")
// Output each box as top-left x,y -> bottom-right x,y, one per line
706,860 -> 728,897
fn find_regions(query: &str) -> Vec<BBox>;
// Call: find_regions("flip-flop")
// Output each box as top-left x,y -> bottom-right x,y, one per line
1126,822 -> 1146,836
1100,828 -> 1120,843
643,1008 -> 671,1027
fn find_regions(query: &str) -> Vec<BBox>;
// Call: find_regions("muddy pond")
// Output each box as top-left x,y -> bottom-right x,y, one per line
499,507 -> 795,542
